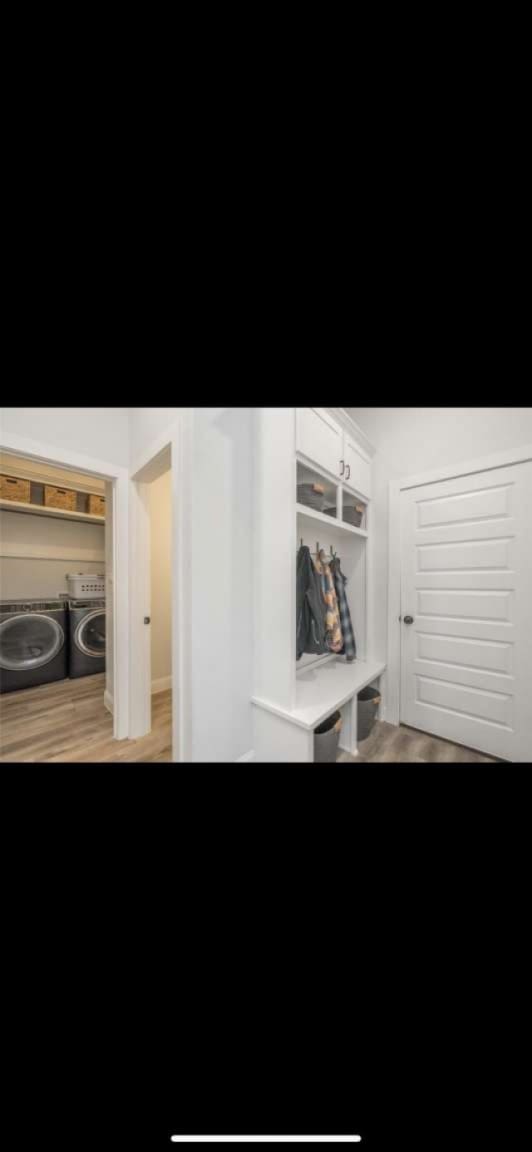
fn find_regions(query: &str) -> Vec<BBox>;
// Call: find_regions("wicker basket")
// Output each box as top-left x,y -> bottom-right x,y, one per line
44,485 -> 77,511
88,494 -> 105,517
297,483 -> 326,512
0,475 -> 31,503
343,504 -> 365,528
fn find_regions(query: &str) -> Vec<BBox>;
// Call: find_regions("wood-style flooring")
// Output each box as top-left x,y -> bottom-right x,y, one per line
0,673 -> 172,762
338,720 -> 499,763
1,679 -> 500,764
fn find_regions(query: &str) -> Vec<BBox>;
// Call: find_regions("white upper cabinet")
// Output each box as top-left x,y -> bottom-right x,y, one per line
296,408 -> 372,499
296,407 -> 344,480
344,434 -> 372,499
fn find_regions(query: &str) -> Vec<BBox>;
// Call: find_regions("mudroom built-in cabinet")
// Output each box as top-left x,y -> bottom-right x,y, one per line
252,408 -> 385,762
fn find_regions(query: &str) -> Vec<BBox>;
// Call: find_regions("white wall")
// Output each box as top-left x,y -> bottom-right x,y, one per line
189,408 -> 254,761
129,409 -> 178,467
0,509 -> 105,600
129,407 -> 255,761
0,408 -> 130,468
149,469 -> 172,687
348,407 -> 532,677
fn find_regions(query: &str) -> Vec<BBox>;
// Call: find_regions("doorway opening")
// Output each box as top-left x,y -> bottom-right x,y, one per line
0,448 -> 114,759
132,444 -> 173,761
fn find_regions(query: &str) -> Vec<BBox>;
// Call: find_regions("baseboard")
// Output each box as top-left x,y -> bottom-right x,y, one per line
338,742 -> 359,757
236,750 -> 256,763
151,676 -> 172,695
104,689 -> 114,715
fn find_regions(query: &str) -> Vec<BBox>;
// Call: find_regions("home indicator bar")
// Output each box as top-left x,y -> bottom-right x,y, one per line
170,1139 -> 362,1144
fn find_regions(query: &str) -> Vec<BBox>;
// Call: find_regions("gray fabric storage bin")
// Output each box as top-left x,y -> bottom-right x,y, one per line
297,483 -> 326,511
357,686 -> 381,742
342,504 -> 364,527
314,709 -> 342,762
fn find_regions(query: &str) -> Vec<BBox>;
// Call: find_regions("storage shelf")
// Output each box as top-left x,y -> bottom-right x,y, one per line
296,502 -> 368,538
0,499 -> 105,525
253,658 -> 386,731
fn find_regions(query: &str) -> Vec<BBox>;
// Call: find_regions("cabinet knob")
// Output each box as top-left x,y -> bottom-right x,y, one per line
403,615 -> 414,625
144,616 -> 151,625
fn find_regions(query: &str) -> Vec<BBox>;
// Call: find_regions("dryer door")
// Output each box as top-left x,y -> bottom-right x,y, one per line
75,610 -> 106,658
0,613 -> 64,670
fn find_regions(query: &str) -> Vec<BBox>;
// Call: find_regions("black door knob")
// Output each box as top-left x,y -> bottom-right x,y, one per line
403,615 -> 414,625
144,616 -> 151,625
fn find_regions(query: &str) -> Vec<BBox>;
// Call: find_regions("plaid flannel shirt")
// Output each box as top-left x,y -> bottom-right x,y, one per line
330,557 -> 356,662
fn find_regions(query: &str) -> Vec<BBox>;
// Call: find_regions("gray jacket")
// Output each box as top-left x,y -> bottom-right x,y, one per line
296,545 -> 329,660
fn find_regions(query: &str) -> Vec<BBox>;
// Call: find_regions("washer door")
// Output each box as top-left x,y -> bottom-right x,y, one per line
0,613 -> 64,671
75,609 -> 106,658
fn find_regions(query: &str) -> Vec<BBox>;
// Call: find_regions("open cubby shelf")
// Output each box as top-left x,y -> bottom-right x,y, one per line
296,458 -> 368,533
0,498 -> 105,524
296,502 -> 368,538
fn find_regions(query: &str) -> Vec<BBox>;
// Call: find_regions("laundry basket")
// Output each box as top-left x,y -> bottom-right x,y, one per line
314,710 -> 343,762
357,686 -> 381,742
66,573 -> 105,599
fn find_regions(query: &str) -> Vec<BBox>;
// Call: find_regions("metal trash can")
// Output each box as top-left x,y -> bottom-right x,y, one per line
357,686 -> 381,742
314,710 -> 342,762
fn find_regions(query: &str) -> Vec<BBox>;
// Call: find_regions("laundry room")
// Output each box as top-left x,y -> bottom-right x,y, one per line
0,451 -> 109,751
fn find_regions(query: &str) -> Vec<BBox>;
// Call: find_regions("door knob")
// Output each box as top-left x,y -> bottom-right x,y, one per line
403,615 -> 414,625
144,616 -> 151,625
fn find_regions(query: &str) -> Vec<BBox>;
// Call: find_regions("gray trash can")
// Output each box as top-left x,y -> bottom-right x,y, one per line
314,710 -> 342,762
357,686 -> 381,742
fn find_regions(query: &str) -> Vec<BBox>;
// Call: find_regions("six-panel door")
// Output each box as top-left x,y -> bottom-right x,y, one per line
400,461 -> 532,761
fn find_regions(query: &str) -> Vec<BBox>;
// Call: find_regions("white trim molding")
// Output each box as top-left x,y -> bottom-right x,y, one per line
386,441 -> 532,728
328,407 -> 376,459
129,409 -> 192,763
104,690 -> 114,715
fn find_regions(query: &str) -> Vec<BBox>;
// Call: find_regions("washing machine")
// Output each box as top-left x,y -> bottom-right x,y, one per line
68,599 -> 106,678
0,600 -> 68,694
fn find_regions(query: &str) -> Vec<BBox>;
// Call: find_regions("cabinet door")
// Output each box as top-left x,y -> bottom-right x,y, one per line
344,436 -> 372,499
296,408 -> 343,479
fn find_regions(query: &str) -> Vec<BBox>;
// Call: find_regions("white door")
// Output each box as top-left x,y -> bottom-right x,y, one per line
296,407 -> 343,480
400,461 -> 532,761
344,435 -> 372,499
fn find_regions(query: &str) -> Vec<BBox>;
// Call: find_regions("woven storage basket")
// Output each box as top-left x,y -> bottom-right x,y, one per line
0,475 -> 31,503
343,504 -> 365,527
44,485 -> 77,511
297,483 -> 326,512
88,494 -> 105,516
